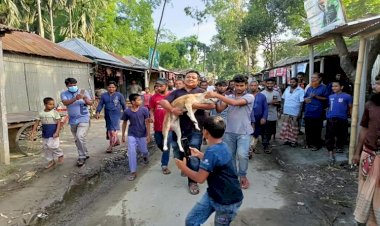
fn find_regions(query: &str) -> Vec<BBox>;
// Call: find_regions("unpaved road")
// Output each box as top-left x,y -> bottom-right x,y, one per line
40,145 -> 358,226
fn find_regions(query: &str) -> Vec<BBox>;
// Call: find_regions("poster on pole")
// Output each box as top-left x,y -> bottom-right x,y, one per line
304,0 -> 347,37
148,47 -> 160,69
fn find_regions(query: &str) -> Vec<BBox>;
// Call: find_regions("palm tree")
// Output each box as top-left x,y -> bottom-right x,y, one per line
36,0 -> 44,37
0,0 -> 21,27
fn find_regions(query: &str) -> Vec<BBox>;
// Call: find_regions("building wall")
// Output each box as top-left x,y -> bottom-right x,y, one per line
3,53 -> 93,113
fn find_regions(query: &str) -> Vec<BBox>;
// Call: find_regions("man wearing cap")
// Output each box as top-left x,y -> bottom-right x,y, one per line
149,78 -> 172,174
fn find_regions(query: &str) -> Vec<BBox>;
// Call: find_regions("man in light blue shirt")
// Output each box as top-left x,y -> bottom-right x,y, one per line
61,77 -> 93,167
279,78 -> 305,147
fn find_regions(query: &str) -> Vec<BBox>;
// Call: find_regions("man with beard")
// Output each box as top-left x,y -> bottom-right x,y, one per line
261,78 -> 281,154
249,80 -> 268,155
353,75 -> 380,225
210,80 -> 228,122
206,75 -> 254,189
225,80 -> 235,95
149,79 -> 172,175
160,70 -> 215,195
279,78 -> 304,147
303,72 -> 328,151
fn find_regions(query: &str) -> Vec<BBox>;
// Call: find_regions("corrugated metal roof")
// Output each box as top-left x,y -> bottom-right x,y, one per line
108,52 -> 145,71
125,55 -> 169,71
2,31 -> 92,63
272,42 -> 360,69
58,38 -> 128,67
298,15 -> 380,46
0,24 -> 23,33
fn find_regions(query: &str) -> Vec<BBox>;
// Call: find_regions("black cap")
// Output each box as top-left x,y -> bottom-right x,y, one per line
155,78 -> 168,85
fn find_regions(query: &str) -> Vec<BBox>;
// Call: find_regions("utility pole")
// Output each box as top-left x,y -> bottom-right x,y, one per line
37,0 -> 45,38
148,0 -> 167,82
244,37 -> 250,76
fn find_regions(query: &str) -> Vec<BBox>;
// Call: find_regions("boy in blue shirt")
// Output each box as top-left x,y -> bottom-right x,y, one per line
121,94 -> 151,181
325,81 -> 352,164
175,116 -> 243,226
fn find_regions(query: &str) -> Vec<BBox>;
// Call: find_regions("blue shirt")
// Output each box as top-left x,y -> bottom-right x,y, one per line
165,87 -> 206,133
60,89 -> 91,125
121,107 -> 149,138
200,142 -> 243,205
304,84 -> 328,118
250,92 -> 268,123
282,86 -> 305,116
326,93 -> 352,119
96,92 -> 126,113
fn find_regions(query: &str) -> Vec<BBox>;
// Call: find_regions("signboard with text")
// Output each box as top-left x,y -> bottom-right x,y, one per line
304,0 -> 346,37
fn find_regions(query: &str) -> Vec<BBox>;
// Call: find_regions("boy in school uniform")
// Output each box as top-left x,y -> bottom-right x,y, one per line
175,116 -> 243,225
121,94 -> 151,181
31,97 -> 63,169
325,81 -> 352,164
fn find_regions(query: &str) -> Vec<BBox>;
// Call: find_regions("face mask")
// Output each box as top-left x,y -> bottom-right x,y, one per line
68,86 -> 78,93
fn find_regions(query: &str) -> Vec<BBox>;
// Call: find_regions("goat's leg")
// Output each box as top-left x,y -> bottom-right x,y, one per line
172,119 -> 185,152
185,104 -> 200,131
162,114 -> 171,151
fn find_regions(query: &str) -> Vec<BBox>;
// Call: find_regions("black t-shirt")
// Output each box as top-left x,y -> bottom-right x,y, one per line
200,142 -> 243,205
165,87 -> 206,133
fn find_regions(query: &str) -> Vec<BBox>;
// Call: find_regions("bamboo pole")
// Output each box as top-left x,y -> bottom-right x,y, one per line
0,38 -> 10,165
348,37 -> 366,164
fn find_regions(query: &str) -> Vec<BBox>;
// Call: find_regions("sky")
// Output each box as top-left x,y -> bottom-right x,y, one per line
152,0 -> 217,45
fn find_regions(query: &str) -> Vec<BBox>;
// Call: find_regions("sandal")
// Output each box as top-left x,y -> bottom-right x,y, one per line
264,148 -> 272,154
162,168 -> 171,175
128,173 -> 137,181
113,141 -> 120,147
106,147 -> 113,153
188,183 -> 200,195
45,160 -> 56,169
302,145 -> 312,149
57,155 -> 64,164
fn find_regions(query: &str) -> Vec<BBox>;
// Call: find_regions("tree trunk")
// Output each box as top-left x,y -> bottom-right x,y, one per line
365,34 -> 380,97
37,0 -> 44,38
333,35 -> 356,81
48,0 -> 55,42
69,8 -> 73,38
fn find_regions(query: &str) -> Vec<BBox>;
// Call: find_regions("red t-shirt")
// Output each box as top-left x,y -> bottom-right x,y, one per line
149,92 -> 169,132
144,93 -> 152,108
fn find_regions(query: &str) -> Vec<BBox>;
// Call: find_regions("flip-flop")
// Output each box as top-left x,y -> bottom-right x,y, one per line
188,183 -> 199,195
264,149 -> 272,154
128,173 -> 137,181
106,147 -> 113,153
162,168 -> 171,175
45,160 -> 56,169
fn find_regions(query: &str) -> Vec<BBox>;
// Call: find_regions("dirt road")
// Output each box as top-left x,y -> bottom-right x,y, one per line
39,143 -> 358,226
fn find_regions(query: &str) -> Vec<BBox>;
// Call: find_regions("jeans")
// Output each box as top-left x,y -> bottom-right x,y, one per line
70,122 -> 90,160
186,193 -> 242,226
127,136 -> 149,173
172,130 -> 202,184
154,131 -> 172,167
223,132 -> 250,177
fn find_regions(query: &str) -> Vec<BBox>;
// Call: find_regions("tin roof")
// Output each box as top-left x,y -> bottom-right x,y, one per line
298,15 -> 380,46
0,24 -> 22,33
124,55 -> 169,72
2,31 -> 92,63
108,52 -> 145,71
58,38 -> 130,68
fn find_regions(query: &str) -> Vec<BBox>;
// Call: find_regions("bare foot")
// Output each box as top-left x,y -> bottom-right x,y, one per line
57,156 -> 64,164
240,176 -> 250,189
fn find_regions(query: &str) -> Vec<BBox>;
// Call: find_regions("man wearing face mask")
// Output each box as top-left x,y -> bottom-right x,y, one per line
61,78 -> 93,167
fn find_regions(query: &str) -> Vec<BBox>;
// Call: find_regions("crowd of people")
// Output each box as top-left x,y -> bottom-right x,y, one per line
30,71 -> 380,226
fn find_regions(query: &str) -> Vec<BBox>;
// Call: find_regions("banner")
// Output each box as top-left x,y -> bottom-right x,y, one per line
304,0 -> 346,37
148,47 -> 160,69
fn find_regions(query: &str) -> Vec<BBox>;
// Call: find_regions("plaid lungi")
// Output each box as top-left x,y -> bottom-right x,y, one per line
354,147 -> 380,225
279,114 -> 299,143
